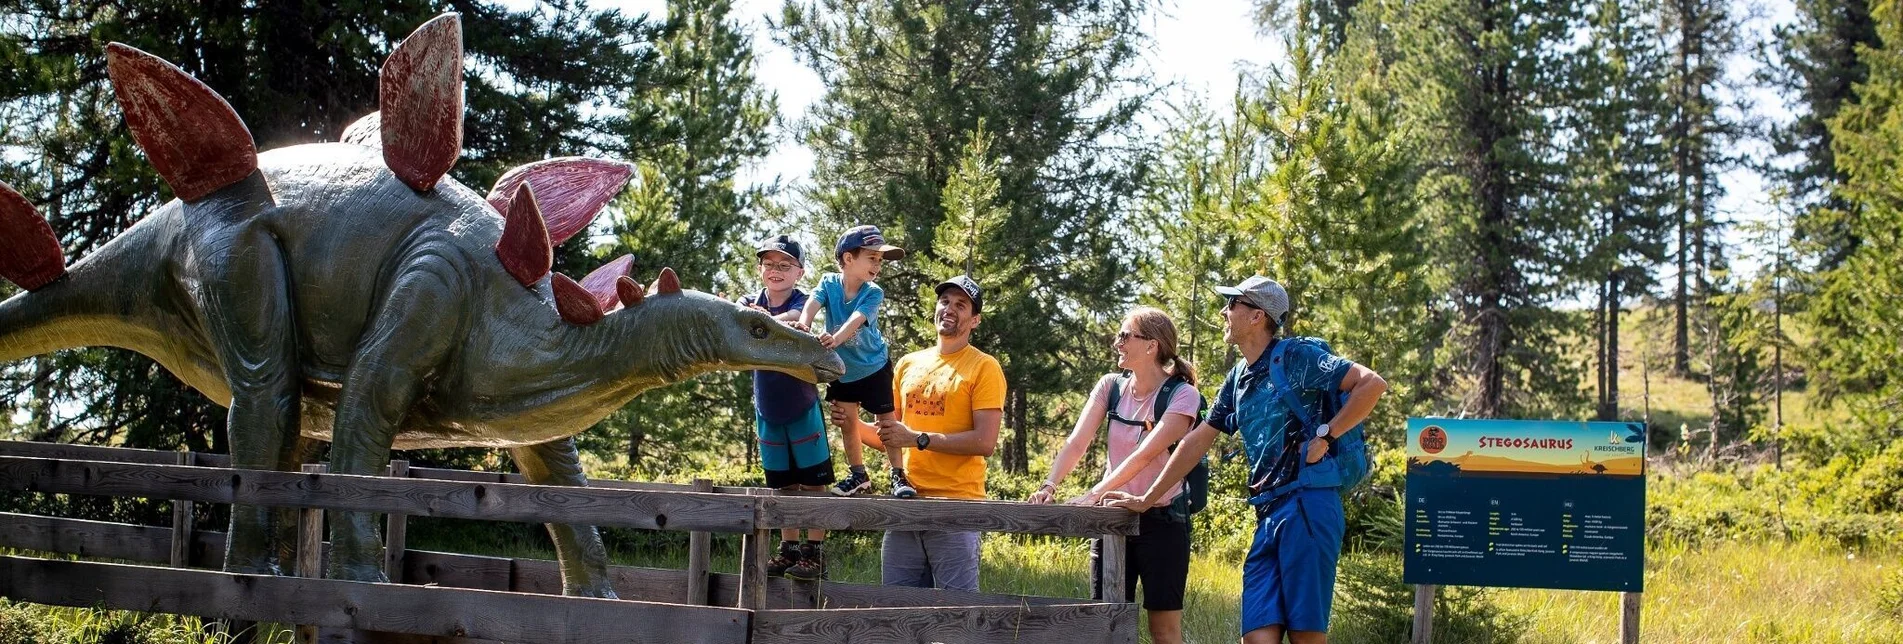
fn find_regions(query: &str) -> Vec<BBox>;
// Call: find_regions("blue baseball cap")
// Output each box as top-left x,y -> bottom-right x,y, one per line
755,234 -> 805,265
834,225 -> 906,261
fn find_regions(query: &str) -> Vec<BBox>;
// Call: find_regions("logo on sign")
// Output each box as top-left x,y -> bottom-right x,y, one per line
1419,425 -> 1448,454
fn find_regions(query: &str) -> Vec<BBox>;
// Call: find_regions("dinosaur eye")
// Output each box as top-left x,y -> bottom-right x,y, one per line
750,322 -> 770,340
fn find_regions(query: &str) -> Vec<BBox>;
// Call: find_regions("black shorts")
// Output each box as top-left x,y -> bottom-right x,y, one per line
764,457 -> 836,489
1091,508 -> 1192,611
824,359 -> 896,415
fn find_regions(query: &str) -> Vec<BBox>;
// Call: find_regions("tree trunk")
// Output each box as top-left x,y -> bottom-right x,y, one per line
1670,0 -> 1694,377
1005,388 -> 1029,475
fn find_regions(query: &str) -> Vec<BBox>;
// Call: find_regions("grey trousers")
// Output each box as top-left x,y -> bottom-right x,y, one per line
882,529 -> 981,592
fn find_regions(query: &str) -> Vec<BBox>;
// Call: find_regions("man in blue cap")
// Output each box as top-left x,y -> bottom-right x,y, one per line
1107,275 -> 1388,643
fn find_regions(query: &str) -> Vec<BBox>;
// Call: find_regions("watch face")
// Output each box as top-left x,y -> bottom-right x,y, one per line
1315,426 -> 1329,438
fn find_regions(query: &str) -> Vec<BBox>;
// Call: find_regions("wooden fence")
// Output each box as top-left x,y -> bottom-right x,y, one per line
0,440 -> 1139,643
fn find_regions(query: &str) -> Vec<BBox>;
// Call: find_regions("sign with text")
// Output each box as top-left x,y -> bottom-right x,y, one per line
1402,418 -> 1646,592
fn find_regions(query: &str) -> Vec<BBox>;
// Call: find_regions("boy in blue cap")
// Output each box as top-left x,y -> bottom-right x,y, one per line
1107,275 -> 1389,644
739,235 -> 834,580
798,225 -> 916,499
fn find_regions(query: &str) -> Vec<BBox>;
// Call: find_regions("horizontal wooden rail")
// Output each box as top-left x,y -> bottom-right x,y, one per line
0,441 -> 1139,537
750,603 -> 1136,644
0,456 -> 757,533
0,555 -> 750,644
0,513 -> 1092,610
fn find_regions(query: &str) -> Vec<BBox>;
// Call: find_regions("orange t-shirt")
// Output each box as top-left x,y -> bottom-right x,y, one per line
891,344 -> 1008,499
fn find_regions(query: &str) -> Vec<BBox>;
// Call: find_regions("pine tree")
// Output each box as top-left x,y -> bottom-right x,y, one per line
586,0 -> 779,468
779,0 -> 1153,474
1809,0 -> 1903,444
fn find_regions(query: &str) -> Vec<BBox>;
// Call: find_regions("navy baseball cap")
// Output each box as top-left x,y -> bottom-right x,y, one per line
834,225 -> 906,261
755,234 -> 805,265
934,274 -> 984,315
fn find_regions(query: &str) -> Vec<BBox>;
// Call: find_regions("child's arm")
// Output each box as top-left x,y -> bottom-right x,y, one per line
796,293 -> 822,330
825,311 -> 868,348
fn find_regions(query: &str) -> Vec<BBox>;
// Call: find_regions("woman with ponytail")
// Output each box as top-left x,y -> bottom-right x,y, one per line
1028,307 -> 1201,644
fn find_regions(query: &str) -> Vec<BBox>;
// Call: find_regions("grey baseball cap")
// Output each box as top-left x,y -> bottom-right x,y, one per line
1213,275 -> 1290,326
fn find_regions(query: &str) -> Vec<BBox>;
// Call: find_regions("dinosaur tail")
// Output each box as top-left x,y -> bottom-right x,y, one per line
0,181 -> 160,364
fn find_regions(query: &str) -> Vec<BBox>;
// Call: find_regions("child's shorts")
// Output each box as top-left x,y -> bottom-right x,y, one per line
758,403 -> 834,488
824,359 -> 895,415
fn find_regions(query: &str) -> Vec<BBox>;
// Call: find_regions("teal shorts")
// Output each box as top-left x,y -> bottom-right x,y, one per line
757,403 -> 834,488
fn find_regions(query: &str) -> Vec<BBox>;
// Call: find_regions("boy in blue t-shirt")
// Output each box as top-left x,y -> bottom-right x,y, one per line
797,225 -> 916,499
739,235 -> 834,580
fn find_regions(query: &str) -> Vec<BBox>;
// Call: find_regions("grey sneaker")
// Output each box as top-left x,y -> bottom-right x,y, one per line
785,542 -> 826,581
831,469 -> 871,496
890,469 -> 917,499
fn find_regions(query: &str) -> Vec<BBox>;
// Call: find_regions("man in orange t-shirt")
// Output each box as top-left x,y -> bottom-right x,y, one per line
865,274 -> 1005,591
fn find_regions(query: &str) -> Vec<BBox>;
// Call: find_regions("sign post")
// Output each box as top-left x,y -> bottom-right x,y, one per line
1404,418 -> 1646,642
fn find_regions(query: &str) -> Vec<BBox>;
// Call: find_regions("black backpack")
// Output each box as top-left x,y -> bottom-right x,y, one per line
1106,373 -> 1210,519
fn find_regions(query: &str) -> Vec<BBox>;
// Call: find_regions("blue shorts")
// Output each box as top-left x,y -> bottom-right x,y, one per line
1242,488 -> 1345,635
757,403 -> 833,488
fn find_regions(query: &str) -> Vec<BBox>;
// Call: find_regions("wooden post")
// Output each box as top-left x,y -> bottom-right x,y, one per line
297,464 -> 326,644
1412,584 -> 1435,644
1098,534 -> 1126,603
1621,591 -> 1641,644
383,460 -> 409,583
685,478 -> 713,605
169,451 -> 194,568
738,488 -> 769,610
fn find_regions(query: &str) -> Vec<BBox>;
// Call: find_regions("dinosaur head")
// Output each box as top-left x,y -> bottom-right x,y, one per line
609,273 -> 843,386
698,291 -> 845,385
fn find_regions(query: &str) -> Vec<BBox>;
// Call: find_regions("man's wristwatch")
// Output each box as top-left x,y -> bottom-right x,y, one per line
1315,423 -> 1336,447
916,432 -> 932,451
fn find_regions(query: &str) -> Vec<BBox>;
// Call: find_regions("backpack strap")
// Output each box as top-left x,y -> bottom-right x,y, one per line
1267,338 -> 1319,429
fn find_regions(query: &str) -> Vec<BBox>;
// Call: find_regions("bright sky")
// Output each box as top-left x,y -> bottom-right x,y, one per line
533,0 -> 1793,280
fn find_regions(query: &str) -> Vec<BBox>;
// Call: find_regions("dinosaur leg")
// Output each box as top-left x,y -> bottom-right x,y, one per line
325,261 -> 462,582
198,228 -> 302,577
511,438 -> 618,598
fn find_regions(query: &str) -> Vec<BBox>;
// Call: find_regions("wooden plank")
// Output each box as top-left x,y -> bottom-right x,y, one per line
170,451 -> 194,567
816,580 -> 1084,609
0,440 -> 225,466
1621,591 -> 1641,644
1412,584 -> 1435,644
384,460 -> 409,583
0,456 -> 757,533
1098,534 -> 1126,603
319,628 -> 503,644
0,514 -> 1086,611
0,511 -> 175,562
685,478 -> 712,605
298,464 -> 327,644
0,555 -> 751,644
751,603 -> 1138,644
738,489 -> 768,610
761,494 -> 1139,537
402,551 -> 515,592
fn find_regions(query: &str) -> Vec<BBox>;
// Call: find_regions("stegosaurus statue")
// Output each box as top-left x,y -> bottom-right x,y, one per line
0,13 -> 843,597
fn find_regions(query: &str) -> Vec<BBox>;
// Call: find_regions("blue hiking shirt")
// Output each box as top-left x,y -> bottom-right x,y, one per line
1207,337 -> 1354,496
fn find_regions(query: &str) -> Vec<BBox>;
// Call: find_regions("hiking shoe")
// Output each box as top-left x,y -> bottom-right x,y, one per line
831,469 -> 872,496
890,469 -> 918,499
785,542 -> 826,581
765,543 -> 800,577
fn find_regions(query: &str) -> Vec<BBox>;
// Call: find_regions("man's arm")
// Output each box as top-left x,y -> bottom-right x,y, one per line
876,409 -> 1002,456
1106,422 -> 1221,513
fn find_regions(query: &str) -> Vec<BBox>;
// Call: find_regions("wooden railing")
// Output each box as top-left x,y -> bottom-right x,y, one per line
0,440 -> 1139,643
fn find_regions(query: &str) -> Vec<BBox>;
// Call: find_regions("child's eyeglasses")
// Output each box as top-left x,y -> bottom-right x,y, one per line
759,261 -> 800,273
